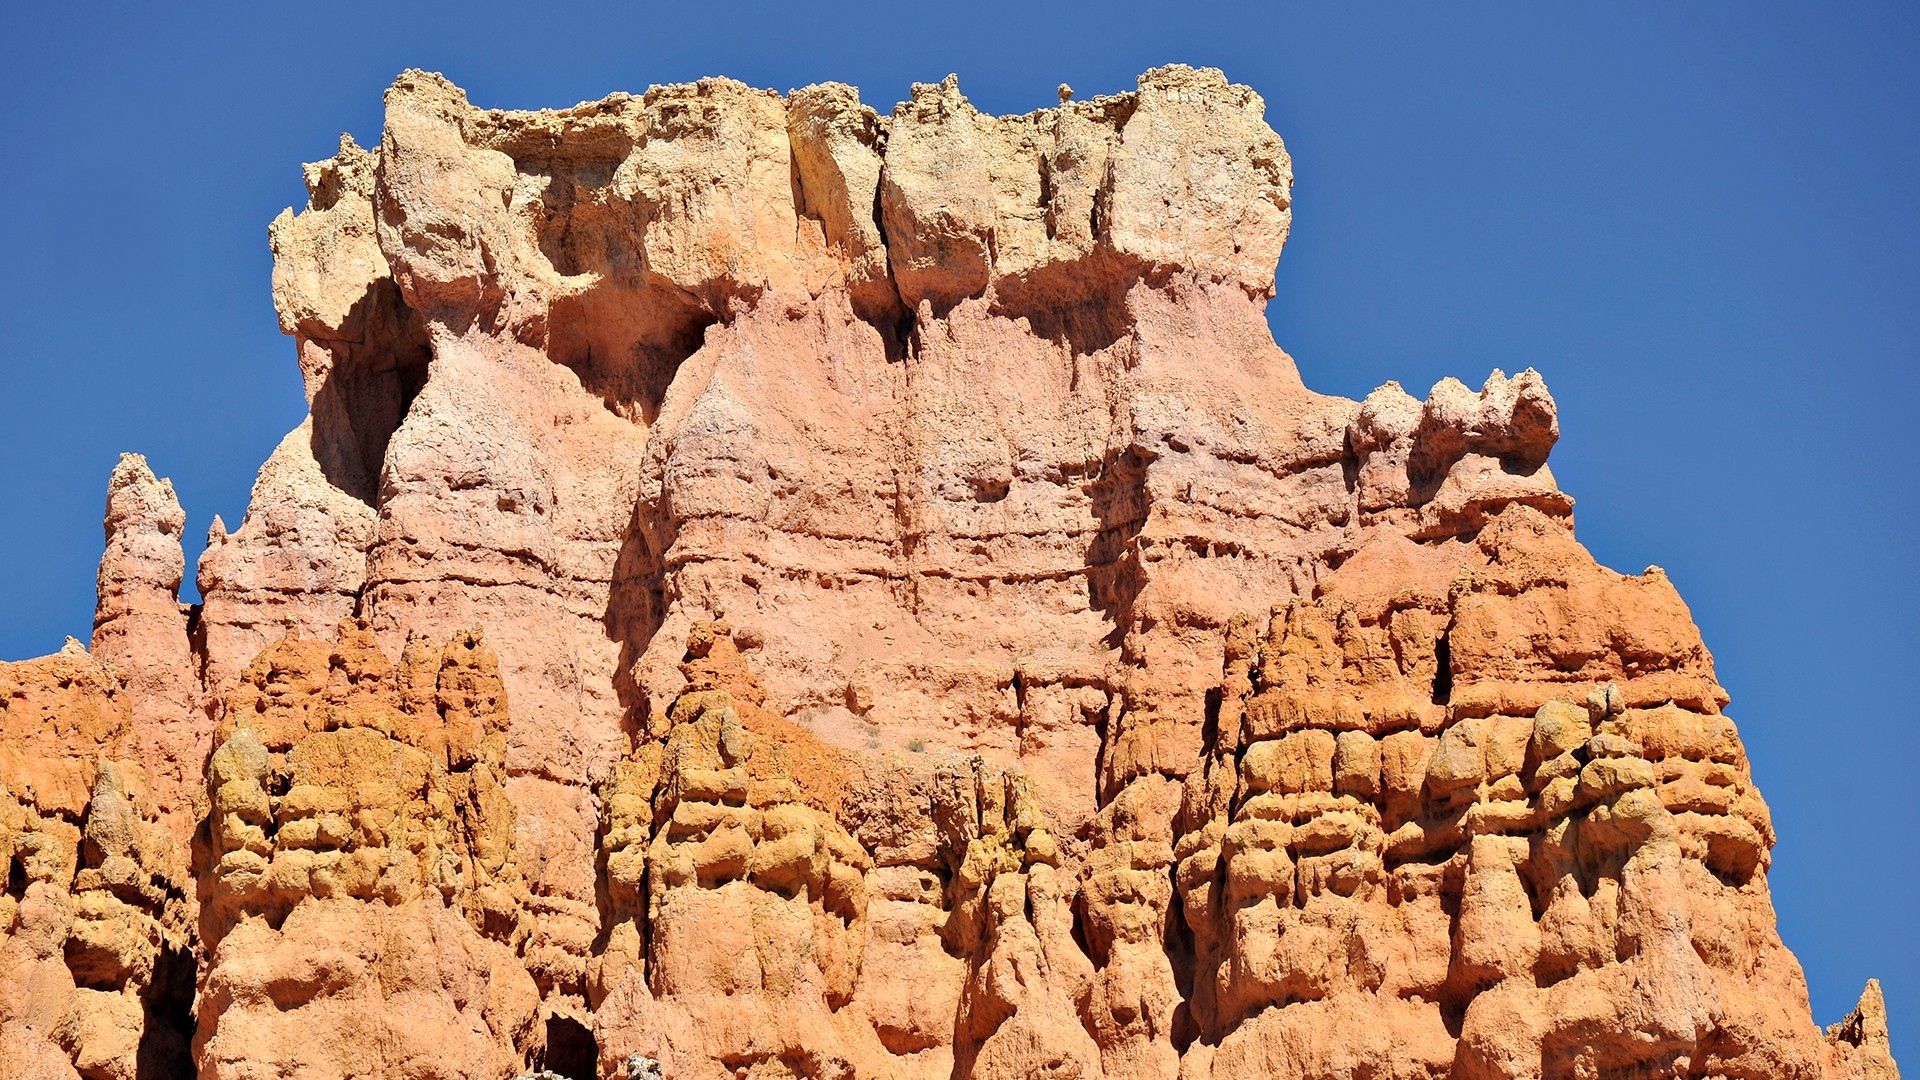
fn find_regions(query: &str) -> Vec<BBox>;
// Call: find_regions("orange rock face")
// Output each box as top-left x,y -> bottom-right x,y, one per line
0,66 -> 1900,1079
1,646 -> 194,1080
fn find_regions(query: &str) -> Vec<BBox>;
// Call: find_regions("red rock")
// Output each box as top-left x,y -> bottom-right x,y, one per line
0,66 -> 1899,1079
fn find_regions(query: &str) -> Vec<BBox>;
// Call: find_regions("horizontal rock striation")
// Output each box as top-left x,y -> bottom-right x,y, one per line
0,66 -> 1900,1079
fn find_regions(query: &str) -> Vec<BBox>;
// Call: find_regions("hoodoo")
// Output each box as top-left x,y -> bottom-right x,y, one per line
0,67 -> 1900,1079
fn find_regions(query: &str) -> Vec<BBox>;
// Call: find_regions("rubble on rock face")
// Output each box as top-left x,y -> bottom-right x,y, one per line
0,66 -> 1899,1078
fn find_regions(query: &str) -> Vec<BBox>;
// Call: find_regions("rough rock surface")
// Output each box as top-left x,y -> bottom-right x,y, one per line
1,644 -> 194,1080
0,66 -> 1900,1078
193,623 -> 537,1079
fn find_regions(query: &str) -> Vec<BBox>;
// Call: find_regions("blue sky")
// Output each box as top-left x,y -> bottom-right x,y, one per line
2,1 -> 1913,1051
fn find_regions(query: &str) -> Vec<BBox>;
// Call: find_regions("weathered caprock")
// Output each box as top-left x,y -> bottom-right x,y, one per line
0,66 -> 1899,1079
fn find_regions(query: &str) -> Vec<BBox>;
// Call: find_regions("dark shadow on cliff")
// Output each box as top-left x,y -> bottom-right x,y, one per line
523,157 -> 721,425
545,282 -> 717,426
1086,445 -> 1150,650
307,279 -> 432,506
539,1013 -> 598,1080
605,491 -> 675,742
134,939 -> 196,1080
988,254 -> 1137,361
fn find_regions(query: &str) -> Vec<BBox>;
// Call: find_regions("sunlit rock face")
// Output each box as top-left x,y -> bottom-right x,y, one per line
0,66 -> 1899,1079
0,646 -> 194,1080
192,624 -> 539,1079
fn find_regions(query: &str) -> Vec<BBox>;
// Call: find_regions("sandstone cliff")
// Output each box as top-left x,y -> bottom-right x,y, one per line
0,66 -> 1899,1080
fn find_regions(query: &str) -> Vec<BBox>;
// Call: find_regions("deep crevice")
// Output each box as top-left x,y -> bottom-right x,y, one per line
1164,861 -> 1199,1052
884,303 -> 918,364
1199,686 -> 1223,758
540,1013 -> 598,1080
1068,887 -> 1097,966
134,939 -> 196,1080
1090,695 -> 1114,806
605,492 -> 673,741
1431,633 -> 1453,706
1086,446 -> 1150,651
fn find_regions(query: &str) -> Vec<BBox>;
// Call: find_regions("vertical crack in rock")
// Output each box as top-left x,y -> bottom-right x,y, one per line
0,65 -> 1900,1080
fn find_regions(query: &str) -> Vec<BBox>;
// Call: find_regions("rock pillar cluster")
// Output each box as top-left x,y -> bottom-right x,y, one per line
0,66 -> 1898,1079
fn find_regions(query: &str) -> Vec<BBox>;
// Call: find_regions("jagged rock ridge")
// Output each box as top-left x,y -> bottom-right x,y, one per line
0,66 -> 1900,1079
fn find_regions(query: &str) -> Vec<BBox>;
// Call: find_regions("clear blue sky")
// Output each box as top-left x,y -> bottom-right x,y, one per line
3,1 -> 1913,1051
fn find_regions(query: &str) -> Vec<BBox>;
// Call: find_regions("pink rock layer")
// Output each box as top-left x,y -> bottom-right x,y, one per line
0,66 -> 1899,1080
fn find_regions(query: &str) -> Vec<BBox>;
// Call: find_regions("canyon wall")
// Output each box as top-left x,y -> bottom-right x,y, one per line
0,66 -> 1900,1079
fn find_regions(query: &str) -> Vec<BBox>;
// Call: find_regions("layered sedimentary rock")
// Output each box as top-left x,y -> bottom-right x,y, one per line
0,66 -> 1900,1078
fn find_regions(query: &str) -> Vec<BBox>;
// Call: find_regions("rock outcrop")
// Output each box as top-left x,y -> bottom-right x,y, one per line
1,645 -> 194,1080
193,624 -> 538,1079
0,65 -> 1899,1079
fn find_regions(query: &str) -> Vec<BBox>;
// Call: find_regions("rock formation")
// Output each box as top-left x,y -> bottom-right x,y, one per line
1,644 -> 194,1079
193,624 -> 537,1078
0,65 -> 1900,1078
